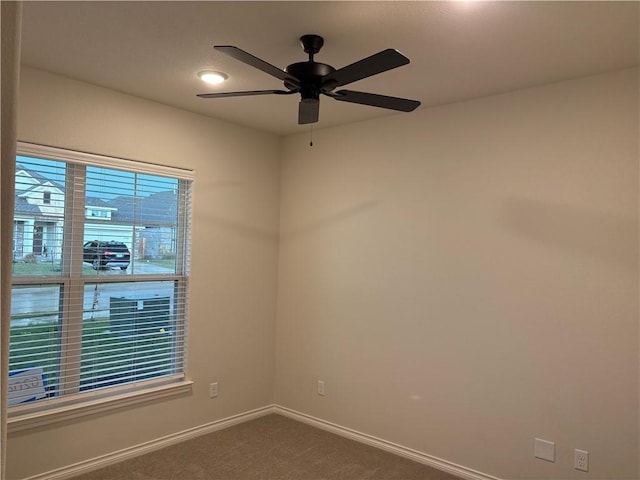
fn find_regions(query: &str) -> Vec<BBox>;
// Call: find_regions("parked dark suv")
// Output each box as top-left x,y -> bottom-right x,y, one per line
83,241 -> 131,270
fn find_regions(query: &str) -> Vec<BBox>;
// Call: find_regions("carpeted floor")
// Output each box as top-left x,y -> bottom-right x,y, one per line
71,414 -> 462,480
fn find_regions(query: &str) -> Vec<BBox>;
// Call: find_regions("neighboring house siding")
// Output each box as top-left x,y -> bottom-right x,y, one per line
139,227 -> 175,259
13,164 -> 177,262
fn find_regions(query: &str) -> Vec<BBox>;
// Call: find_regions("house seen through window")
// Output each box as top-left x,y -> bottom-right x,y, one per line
9,144 -> 192,411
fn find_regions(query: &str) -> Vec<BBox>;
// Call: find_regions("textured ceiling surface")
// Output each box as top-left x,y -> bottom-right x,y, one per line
21,1 -> 639,136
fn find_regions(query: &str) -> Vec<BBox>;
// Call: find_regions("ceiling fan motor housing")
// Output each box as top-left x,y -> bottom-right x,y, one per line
285,61 -> 336,101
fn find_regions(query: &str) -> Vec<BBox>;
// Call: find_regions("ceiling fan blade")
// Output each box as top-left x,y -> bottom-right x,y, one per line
298,100 -> 319,124
330,90 -> 420,112
322,49 -> 410,89
215,45 -> 300,87
197,89 -> 294,99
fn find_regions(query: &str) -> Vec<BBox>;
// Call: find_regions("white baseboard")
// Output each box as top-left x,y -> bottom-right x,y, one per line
23,405 -> 277,480
24,404 -> 500,480
274,405 -> 502,480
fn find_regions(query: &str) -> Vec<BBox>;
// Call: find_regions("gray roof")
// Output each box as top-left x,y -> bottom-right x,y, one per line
16,164 -> 65,192
85,196 -> 113,208
15,196 -> 42,215
14,165 -> 177,226
109,191 -> 177,226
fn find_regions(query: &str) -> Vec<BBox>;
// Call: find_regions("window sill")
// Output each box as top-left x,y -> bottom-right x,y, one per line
7,380 -> 193,433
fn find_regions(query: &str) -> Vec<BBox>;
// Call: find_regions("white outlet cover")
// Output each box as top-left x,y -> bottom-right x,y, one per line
534,438 -> 556,462
575,449 -> 589,472
209,382 -> 218,398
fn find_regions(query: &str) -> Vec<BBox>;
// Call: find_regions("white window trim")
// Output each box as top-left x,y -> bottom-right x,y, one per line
10,141 -> 194,431
17,142 -> 194,180
8,378 -> 193,433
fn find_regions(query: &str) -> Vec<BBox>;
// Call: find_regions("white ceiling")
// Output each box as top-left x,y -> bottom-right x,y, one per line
20,1 -> 639,136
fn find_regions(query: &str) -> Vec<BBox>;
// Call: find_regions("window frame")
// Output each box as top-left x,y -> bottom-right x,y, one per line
8,142 -> 194,432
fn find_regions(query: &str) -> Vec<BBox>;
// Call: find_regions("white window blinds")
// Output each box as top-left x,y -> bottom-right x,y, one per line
9,143 -> 192,410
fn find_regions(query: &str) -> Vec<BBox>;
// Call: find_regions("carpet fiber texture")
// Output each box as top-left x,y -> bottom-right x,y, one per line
70,414 -> 462,480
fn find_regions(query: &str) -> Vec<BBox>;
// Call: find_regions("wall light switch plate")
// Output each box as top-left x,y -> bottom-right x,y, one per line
534,438 -> 555,462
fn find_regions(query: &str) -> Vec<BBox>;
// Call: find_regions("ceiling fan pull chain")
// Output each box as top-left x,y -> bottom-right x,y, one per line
309,125 -> 314,147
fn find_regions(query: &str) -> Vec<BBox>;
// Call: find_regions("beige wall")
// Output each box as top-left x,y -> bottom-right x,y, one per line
276,68 -> 639,479
7,67 -> 281,479
7,66 -> 639,480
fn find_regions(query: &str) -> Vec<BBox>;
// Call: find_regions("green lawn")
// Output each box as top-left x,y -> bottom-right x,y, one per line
10,317 -> 174,396
144,259 -> 176,270
12,262 -> 95,276
9,321 -> 61,389
12,262 -> 62,275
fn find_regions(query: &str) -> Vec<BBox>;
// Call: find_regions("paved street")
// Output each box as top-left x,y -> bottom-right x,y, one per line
11,261 -> 175,326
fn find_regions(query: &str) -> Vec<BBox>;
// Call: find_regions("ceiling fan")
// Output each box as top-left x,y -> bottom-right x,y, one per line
197,34 -> 421,125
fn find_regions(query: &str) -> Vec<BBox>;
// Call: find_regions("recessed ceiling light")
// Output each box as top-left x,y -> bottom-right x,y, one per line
197,71 -> 228,85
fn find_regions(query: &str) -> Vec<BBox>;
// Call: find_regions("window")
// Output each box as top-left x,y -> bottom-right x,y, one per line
43,191 -> 51,204
9,143 -> 192,421
86,208 -> 112,219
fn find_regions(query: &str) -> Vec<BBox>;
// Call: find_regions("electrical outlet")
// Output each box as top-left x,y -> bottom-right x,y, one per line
209,382 -> 218,398
317,380 -> 325,396
575,449 -> 589,472
534,438 -> 555,462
